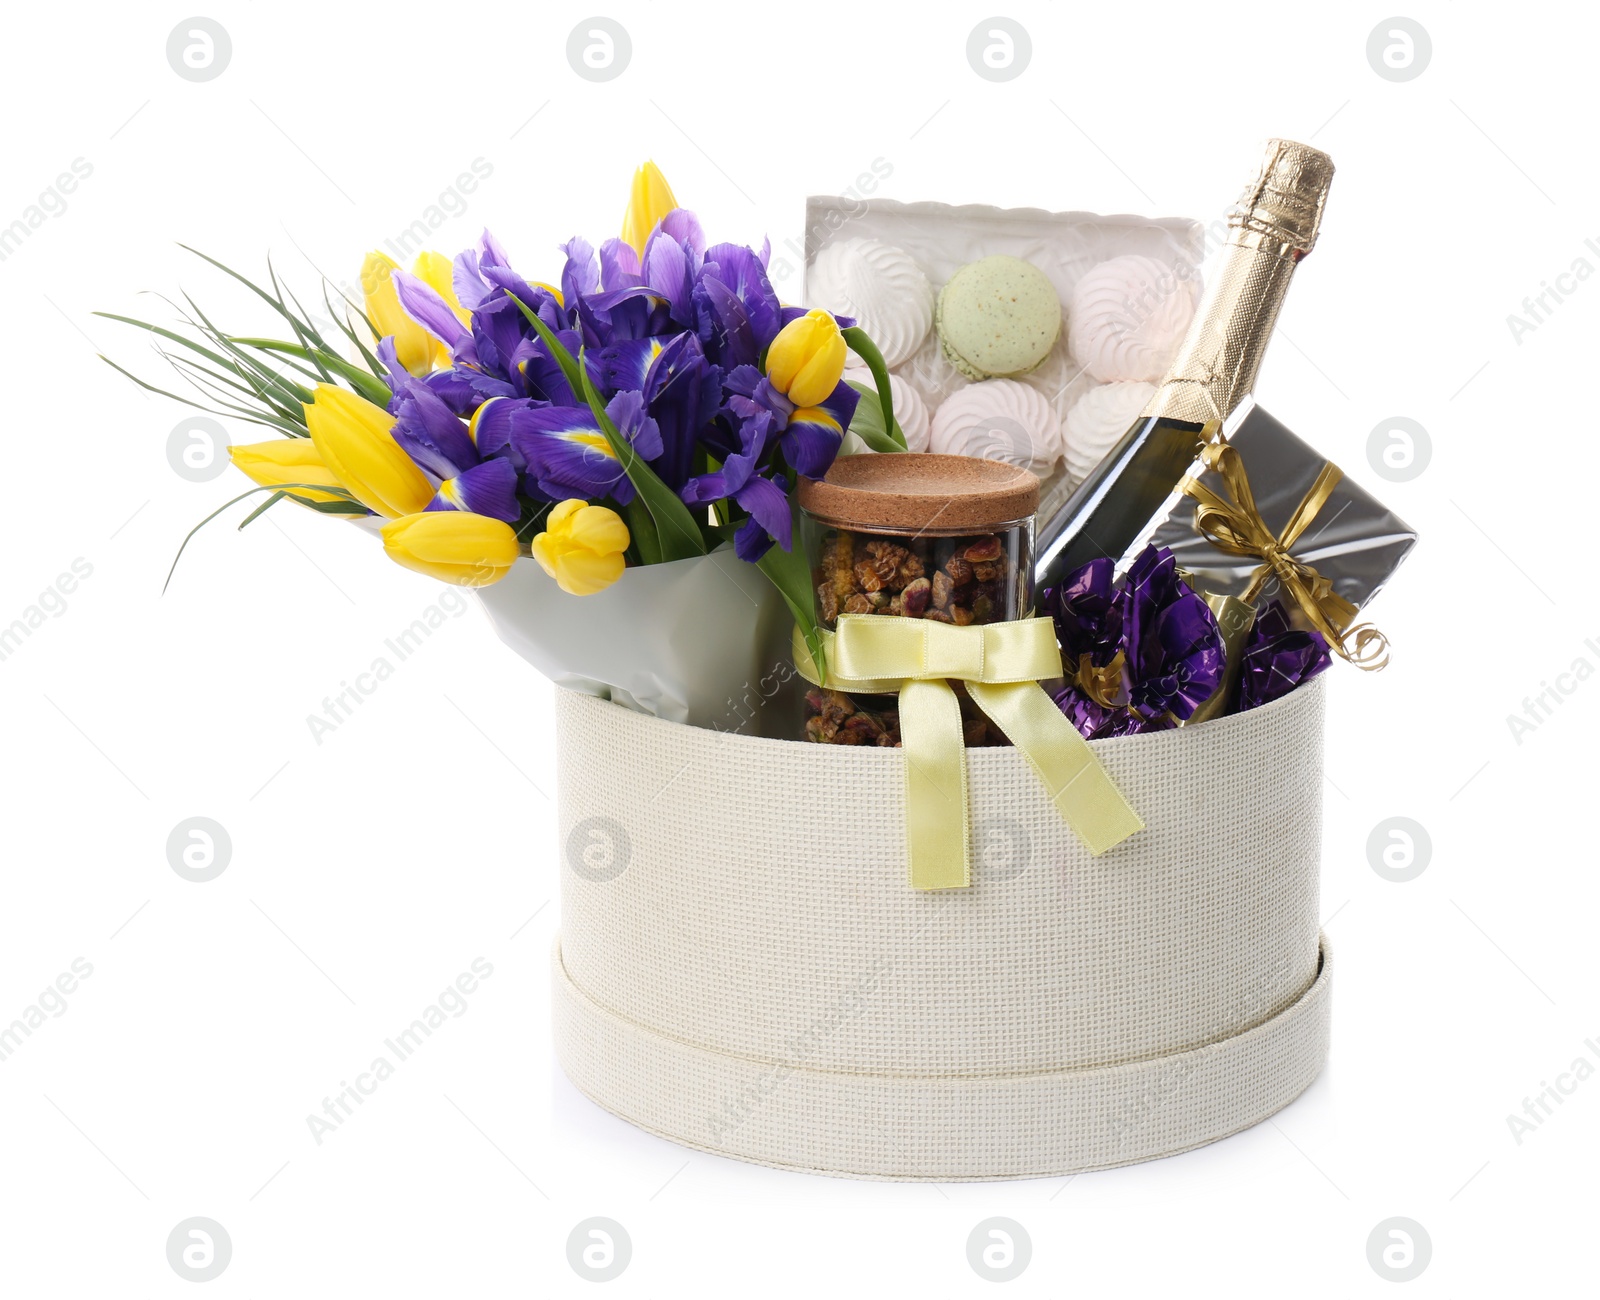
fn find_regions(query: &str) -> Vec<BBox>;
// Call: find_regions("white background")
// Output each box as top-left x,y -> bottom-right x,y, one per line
1,1 -> 1594,1294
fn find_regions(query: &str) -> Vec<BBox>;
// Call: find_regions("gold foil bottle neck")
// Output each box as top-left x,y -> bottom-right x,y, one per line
1143,139 -> 1335,424
1229,138 -> 1334,257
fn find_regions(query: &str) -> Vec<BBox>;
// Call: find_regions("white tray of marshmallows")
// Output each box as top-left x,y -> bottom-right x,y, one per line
800,196 -> 1205,518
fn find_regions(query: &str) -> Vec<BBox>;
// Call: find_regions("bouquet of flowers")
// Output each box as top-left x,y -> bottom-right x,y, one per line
102,163 -> 903,680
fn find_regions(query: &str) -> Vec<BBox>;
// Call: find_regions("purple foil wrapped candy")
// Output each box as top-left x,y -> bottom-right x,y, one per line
1118,546 -> 1226,723
1049,685 -> 1164,740
1041,555 -> 1122,668
1237,601 -> 1331,712
1044,545 -> 1225,738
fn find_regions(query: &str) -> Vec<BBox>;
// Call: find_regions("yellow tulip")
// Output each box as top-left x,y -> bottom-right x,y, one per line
228,438 -> 349,505
764,309 -> 847,408
620,161 -> 678,258
361,252 -> 438,376
531,499 -> 630,596
411,250 -> 473,328
380,512 -> 520,587
303,384 -> 433,519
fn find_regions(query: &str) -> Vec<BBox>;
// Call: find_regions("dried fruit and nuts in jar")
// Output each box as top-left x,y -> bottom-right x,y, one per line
795,453 -> 1039,746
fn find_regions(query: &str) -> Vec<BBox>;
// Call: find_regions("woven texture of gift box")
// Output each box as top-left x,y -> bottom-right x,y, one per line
551,675 -> 1330,1181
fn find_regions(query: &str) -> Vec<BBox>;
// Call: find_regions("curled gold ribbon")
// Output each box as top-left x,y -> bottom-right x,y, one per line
1179,439 -> 1389,670
794,616 -> 1143,890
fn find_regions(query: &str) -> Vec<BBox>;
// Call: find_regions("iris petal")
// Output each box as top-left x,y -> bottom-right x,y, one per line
780,406 -> 844,479
561,236 -> 600,304
391,385 -> 480,480
735,473 -> 792,551
427,458 -> 521,522
604,390 -> 664,462
392,270 -> 472,353
733,515 -> 774,563
511,406 -> 633,504
595,337 -> 663,395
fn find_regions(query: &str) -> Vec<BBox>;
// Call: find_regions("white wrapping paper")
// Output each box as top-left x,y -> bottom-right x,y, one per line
474,547 -> 793,732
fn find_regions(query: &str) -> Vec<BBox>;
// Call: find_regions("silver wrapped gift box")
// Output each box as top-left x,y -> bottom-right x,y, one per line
1152,400 -> 1418,616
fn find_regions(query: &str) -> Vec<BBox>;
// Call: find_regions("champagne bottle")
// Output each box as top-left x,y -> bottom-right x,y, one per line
1035,139 -> 1335,590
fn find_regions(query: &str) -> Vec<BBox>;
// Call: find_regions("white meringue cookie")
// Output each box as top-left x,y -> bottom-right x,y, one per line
843,365 -> 931,453
929,380 -> 1062,479
1063,381 -> 1156,486
805,238 -> 934,369
1068,255 -> 1197,383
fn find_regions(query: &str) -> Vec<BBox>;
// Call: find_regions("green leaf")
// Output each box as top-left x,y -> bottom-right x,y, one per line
625,497 -> 662,566
755,499 -> 825,679
842,381 -> 907,455
322,281 -> 387,380
840,327 -> 906,451
95,310 -> 244,375
179,245 -> 340,359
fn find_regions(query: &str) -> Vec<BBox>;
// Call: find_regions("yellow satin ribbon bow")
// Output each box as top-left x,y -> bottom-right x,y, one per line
1179,438 -> 1389,670
794,616 -> 1143,890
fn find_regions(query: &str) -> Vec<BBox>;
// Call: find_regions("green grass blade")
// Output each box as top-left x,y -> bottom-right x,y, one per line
96,354 -> 305,435
164,481 -> 362,592
237,490 -> 288,529
231,338 -> 393,406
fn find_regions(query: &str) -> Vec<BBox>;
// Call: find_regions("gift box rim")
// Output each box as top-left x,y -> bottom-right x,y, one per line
551,932 -> 1333,1181
558,670 -> 1326,759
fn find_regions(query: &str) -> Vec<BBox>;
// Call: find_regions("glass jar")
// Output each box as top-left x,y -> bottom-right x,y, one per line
796,453 -> 1039,746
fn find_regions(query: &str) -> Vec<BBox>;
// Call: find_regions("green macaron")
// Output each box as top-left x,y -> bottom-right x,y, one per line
935,255 -> 1062,381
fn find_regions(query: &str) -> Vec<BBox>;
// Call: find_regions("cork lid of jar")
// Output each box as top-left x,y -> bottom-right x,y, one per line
798,453 -> 1039,535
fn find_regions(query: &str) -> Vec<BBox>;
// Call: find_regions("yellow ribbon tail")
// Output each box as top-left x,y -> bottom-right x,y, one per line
899,679 -> 971,890
967,681 -> 1144,855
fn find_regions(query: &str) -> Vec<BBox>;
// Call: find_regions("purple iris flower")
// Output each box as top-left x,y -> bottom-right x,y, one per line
396,232 -> 577,405
641,336 -> 723,489
679,420 -> 792,563
377,338 -> 519,522
723,365 -> 856,480
693,243 -> 784,370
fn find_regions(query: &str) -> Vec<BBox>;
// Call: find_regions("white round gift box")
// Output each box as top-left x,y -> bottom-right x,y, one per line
550,676 -> 1330,1180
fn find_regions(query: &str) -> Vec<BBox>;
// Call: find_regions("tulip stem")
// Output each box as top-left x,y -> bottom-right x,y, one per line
840,327 -> 906,452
